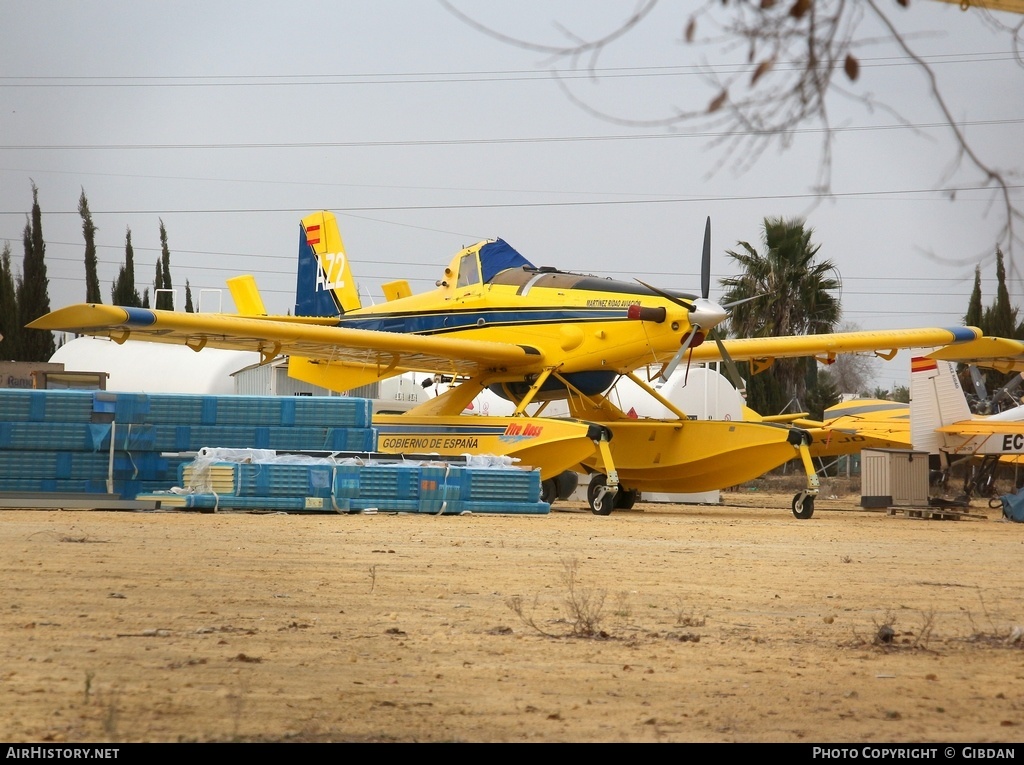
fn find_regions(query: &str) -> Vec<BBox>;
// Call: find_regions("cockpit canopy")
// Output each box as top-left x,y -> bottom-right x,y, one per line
450,238 -> 536,289
450,237 -> 698,302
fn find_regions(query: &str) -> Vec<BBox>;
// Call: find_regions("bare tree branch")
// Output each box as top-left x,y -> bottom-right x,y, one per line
865,0 -> 1022,275
437,0 -> 659,65
442,0 -> 1024,274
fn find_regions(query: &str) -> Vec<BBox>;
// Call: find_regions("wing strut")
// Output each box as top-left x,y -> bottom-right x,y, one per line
625,371 -> 689,420
513,368 -> 557,416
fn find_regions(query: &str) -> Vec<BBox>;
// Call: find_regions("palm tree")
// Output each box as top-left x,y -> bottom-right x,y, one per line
720,217 -> 842,415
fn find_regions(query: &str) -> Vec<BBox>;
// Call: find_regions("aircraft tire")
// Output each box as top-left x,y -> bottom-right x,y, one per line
541,479 -> 558,505
592,490 -> 616,515
616,488 -> 638,510
587,475 -> 615,515
792,493 -> 814,519
553,470 -> 579,501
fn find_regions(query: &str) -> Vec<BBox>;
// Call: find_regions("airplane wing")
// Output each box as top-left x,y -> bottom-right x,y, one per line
926,337 -> 1024,374
687,326 -> 983,369
28,304 -> 542,377
936,420 -> 1024,436
788,399 -> 912,457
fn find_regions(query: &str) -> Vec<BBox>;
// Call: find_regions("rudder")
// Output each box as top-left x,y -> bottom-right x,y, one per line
910,357 -> 973,455
294,211 -> 361,317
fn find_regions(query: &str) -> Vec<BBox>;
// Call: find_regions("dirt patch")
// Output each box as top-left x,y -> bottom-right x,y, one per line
1,490 -> 1021,743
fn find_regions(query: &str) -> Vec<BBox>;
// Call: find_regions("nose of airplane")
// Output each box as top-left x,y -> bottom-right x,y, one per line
689,297 -> 728,331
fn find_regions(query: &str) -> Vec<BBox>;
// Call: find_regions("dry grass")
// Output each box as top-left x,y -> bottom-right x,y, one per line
506,557 -> 609,639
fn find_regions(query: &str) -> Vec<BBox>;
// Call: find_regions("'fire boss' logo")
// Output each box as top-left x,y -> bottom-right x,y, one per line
500,422 -> 544,443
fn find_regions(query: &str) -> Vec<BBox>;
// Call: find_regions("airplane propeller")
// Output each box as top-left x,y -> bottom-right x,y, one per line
968,365 -> 1023,414
638,217 -> 733,384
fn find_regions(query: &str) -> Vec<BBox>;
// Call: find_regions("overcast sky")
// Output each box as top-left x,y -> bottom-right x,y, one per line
1,1 -> 1021,391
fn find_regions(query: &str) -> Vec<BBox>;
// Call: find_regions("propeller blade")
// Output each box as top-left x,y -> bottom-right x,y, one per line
993,374 -> 1024,410
969,365 -> 989,403
709,327 -> 746,394
660,328 -> 700,383
635,279 -> 693,311
722,293 -> 763,311
701,216 -> 711,300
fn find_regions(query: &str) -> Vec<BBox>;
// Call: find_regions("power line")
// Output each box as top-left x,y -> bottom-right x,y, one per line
29,234 -> 1018,280
33,243 -> 1010,286
2,118 -> 1021,152
0,51 -> 1015,87
1,181 -> 1019,218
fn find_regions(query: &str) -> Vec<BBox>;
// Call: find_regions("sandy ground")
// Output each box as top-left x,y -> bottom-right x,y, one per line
1,489 -> 1022,744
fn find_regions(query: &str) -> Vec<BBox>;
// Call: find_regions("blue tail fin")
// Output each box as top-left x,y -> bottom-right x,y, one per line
294,211 -> 361,317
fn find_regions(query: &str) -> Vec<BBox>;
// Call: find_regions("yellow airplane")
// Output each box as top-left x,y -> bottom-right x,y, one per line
28,211 -> 987,518
808,356 -> 1024,464
794,397 -> 913,458
790,354 -> 1024,499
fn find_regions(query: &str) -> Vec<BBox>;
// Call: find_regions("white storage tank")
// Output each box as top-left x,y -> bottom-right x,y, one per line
50,336 -> 259,394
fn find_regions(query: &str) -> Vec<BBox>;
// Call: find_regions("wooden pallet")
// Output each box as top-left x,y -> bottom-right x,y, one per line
886,505 -> 972,521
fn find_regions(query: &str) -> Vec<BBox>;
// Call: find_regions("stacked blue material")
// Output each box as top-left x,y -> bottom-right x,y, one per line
0,389 -> 547,515
0,389 -> 375,499
168,454 -> 549,515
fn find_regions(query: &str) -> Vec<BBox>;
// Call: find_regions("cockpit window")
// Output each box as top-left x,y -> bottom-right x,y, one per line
479,238 -> 534,283
456,252 -> 481,288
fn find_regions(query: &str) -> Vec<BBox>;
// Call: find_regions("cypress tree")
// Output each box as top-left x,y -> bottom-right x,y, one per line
79,189 -> 102,304
156,219 -> 173,310
990,247 -> 1016,339
152,259 -> 162,308
16,183 -> 55,362
111,227 -> 142,307
965,248 -> 1020,400
184,279 -> 194,313
964,266 -> 982,328
0,242 -> 18,360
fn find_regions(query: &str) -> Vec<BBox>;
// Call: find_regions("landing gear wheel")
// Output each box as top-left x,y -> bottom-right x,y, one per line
587,476 -> 637,514
587,475 -> 617,516
553,470 -> 579,501
592,489 -> 617,516
541,479 -> 558,505
616,488 -> 639,510
792,493 -> 815,519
